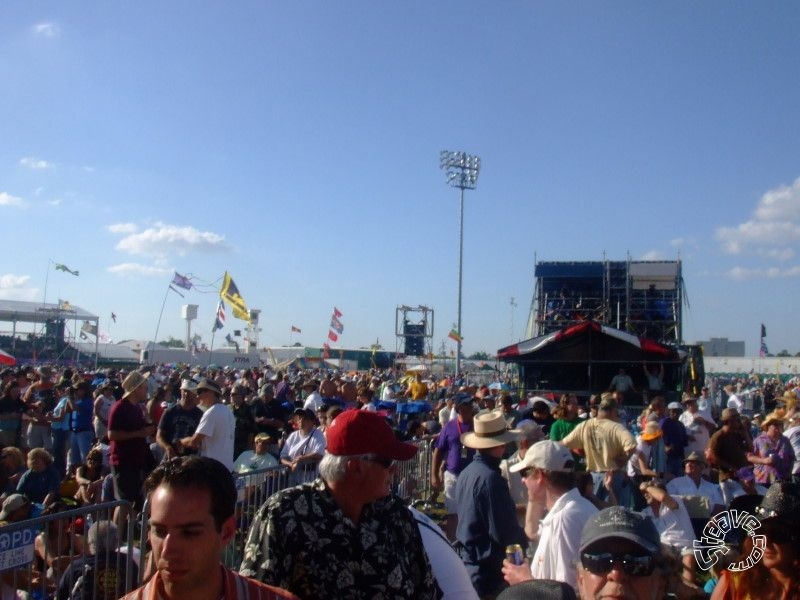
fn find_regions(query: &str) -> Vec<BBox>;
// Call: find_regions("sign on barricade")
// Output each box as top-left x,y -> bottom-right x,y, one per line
0,526 -> 37,571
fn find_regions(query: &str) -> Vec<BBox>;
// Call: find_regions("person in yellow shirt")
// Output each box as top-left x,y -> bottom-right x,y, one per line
409,373 -> 429,401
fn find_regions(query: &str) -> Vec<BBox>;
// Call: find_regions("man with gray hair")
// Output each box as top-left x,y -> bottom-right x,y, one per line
57,520 -> 138,600
240,410 -> 441,599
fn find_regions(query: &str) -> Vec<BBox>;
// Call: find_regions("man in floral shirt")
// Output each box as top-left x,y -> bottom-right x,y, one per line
239,410 -> 442,599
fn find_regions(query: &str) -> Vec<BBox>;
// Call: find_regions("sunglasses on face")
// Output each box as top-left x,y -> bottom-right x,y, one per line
361,455 -> 395,469
761,525 -> 795,545
580,551 -> 656,577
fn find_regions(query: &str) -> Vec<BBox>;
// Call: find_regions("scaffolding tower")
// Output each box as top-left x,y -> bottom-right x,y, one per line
525,259 -> 684,344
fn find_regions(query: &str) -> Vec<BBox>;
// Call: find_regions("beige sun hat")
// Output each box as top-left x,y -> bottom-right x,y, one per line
121,370 -> 148,399
460,409 -> 521,449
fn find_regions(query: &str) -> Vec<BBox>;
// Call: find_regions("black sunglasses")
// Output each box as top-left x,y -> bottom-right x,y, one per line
520,467 -> 536,479
580,551 -> 655,577
760,525 -> 795,545
361,455 -> 395,469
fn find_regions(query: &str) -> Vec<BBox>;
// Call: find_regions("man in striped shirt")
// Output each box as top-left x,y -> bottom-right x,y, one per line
120,456 -> 296,600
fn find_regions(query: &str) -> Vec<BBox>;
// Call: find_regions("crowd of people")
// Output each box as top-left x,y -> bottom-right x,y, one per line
0,362 -> 799,599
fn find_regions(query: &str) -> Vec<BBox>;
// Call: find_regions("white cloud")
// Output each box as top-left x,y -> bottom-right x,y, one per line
0,192 -> 25,207
727,265 -> 800,281
716,177 -> 800,259
669,238 -> 684,247
0,274 -> 30,288
758,247 -> 795,261
639,250 -> 665,260
107,223 -> 138,235
48,198 -> 63,207
106,263 -> 172,277
114,223 -> 228,258
32,22 -> 60,38
0,274 -> 38,301
19,157 -> 53,170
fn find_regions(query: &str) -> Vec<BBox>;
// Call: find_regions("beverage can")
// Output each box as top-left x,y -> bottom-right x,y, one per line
505,543 -> 524,565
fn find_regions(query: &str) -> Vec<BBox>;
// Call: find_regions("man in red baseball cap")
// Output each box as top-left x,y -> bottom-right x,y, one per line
240,410 -> 441,599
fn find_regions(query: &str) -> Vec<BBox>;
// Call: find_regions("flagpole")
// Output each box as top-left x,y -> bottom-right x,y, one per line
37,259 -> 53,339
151,285 -> 171,365
208,329 -> 216,368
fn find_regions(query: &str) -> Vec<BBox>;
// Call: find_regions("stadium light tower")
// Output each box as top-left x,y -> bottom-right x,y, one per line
440,150 -> 481,376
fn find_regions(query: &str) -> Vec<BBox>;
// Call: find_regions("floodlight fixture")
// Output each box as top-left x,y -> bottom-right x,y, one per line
440,150 -> 481,190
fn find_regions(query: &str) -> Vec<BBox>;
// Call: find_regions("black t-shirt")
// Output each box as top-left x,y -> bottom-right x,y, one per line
251,399 -> 288,439
158,404 -> 203,454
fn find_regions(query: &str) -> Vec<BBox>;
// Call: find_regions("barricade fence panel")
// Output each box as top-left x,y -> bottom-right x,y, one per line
0,500 -> 136,600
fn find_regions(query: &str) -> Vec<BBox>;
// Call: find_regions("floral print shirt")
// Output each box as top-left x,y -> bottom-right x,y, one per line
239,479 -> 442,600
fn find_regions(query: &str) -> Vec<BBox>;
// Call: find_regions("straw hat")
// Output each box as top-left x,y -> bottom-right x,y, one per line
121,371 -> 148,399
641,421 -> 662,442
761,414 -> 784,431
460,409 -> 521,449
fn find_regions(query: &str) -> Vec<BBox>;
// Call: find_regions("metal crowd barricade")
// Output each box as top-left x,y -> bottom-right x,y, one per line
224,465 -> 290,568
0,500 -> 137,600
136,465 -> 291,573
394,436 -> 436,504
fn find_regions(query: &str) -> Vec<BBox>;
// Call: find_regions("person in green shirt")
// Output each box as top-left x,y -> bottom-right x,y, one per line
550,393 -> 586,471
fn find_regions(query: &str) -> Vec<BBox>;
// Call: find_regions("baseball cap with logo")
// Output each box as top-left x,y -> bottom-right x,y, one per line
580,506 -> 660,554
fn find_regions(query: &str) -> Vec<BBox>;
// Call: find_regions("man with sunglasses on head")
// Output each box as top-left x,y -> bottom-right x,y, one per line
502,440 -> 597,593
240,410 -> 441,599
576,506 -> 669,600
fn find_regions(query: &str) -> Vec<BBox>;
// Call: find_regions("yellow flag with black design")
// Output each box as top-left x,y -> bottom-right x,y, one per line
220,272 -> 250,322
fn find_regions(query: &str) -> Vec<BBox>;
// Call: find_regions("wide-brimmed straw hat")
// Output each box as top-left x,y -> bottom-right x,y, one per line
460,409 -> 521,449
761,414 -> 785,431
121,371 -> 148,399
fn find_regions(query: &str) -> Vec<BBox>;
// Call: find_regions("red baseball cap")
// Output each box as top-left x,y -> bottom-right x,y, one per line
326,410 -> 417,461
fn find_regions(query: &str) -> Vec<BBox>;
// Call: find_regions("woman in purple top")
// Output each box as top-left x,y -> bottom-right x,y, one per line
748,414 -> 795,484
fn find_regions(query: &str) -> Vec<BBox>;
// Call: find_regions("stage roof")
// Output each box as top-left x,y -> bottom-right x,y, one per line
0,299 -> 98,325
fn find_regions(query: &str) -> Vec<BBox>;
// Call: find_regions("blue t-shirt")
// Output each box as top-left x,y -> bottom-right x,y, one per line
70,395 -> 94,431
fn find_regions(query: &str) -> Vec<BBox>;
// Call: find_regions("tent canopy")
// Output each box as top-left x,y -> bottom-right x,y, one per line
498,320 -> 682,364
497,321 -> 687,398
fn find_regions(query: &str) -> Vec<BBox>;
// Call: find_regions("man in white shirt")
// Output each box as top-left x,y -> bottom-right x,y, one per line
502,440 -> 598,593
639,478 -> 698,587
725,384 -> 743,412
438,396 -> 454,427
181,378 -> 235,471
665,451 -> 724,512
301,379 -> 324,413
679,396 -> 716,456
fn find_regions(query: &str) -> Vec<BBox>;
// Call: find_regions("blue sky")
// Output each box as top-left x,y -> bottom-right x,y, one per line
1,3 -> 799,357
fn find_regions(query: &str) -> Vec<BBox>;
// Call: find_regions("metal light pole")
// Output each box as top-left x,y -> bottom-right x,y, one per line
440,150 -> 481,376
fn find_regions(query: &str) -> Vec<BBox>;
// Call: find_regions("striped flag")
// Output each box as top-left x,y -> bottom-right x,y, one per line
291,325 -> 301,333
448,328 -> 463,343
213,299 -> 225,332
330,315 -> 344,334
333,307 -> 343,318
